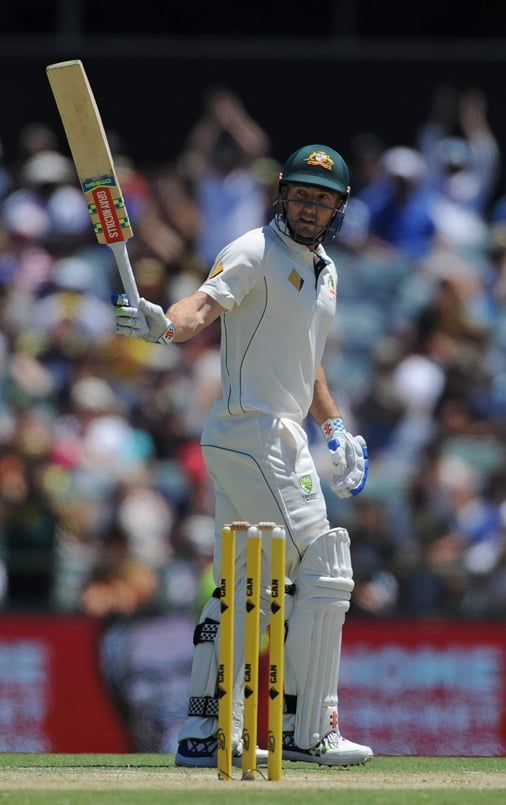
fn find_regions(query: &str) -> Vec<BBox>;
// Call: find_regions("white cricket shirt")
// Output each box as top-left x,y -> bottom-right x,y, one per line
199,220 -> 338,421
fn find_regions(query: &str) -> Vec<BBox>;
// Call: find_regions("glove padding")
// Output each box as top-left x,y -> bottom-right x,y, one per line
321,418 -> 368,499
329,433 -> 368,499
113,297 -> 176,343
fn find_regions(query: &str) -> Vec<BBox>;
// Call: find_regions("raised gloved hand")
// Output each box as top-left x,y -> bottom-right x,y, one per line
321,417 -> 369,499
112,295 -> 176,344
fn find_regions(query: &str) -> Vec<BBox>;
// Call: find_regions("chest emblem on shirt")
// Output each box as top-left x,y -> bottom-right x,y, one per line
208,261 -> 224,279
299,474 -> 317,501
288,268 -> 304,291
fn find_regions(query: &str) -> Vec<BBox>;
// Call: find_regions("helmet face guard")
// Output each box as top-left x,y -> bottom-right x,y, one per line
274,192 -> 349,246
274,145 -> 350,246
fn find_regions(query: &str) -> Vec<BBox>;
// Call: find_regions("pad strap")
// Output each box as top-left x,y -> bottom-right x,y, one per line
193,618 -> 219,646
187,695 -> 219,717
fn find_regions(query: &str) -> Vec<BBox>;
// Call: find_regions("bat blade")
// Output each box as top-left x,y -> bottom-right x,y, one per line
46,59 -> 140,306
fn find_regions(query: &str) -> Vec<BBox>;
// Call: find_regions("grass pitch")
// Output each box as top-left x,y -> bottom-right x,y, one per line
0,754 -> 505,804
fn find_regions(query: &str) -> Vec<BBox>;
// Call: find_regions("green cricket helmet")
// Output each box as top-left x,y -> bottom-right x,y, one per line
280,144 -> 350,194
275,144 -> 350,245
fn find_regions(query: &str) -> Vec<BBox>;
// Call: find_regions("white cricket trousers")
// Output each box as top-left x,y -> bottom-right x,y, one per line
201,410 -> 330,588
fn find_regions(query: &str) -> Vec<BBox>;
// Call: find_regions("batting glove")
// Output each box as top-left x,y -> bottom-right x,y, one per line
112,295 -> 176,344
321,417 -> 369,499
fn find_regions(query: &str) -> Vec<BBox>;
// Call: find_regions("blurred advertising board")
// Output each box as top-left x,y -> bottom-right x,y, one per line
1,616 -> 504,755
0,615 -> 132,752
338,619 -> 506,756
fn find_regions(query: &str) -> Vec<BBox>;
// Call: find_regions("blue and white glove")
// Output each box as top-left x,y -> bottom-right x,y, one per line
321,417 -> 368,499
112,295 -> 176,344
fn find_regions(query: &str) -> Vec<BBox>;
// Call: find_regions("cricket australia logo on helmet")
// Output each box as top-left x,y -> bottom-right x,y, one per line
305,150 -> 335,172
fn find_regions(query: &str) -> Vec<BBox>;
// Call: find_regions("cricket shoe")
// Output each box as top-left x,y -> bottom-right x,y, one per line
175,736 -> 268,768
282,731 -> 374,766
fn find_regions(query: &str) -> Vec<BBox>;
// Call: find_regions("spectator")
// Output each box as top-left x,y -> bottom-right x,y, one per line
180,85 -> 273,268
134,162 -> 200,271
417,86 -> 500,252
357,145 -> 438,260
417,85 -> 500,216
3,147 -> 90,250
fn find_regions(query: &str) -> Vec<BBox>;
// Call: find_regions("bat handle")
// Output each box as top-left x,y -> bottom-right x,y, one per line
109,241 -> 140,305
109,241 -> 148,334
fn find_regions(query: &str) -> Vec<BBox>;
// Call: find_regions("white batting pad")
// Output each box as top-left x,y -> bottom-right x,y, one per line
284,528 -> 354,749
177,595 -> 221,741
178,577 -> 255,748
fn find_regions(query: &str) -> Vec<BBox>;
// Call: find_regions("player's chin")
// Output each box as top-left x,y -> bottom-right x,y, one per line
292,220 -> 323,240
293,224 -> 323,246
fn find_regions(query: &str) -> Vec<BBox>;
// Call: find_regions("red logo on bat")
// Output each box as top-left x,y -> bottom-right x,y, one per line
93,186 -> 122,242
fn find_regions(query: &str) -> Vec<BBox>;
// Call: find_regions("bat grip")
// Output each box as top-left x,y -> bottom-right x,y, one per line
109,241 -> 140,305
109,241 -> 148,333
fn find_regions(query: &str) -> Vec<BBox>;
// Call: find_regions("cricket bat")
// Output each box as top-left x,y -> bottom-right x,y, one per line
46,59 -> 141,310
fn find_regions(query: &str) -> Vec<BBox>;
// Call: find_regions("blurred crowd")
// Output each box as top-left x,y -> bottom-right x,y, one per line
1,80 -> 506,633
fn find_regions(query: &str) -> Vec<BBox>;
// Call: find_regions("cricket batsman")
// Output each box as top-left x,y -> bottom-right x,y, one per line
114,144 -> 373,768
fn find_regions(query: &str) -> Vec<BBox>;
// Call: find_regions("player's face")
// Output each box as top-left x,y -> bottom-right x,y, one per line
283,183 -> 342,244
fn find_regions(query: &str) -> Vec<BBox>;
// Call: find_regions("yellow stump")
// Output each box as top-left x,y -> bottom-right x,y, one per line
267,526 -> 286,781
241,525 -> 262,780
217,525 -> 236,780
